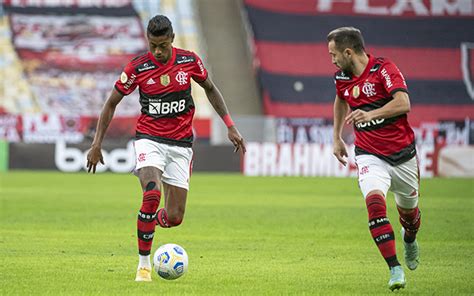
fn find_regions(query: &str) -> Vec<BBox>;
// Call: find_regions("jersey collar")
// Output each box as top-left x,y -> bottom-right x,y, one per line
355,54 -> 375,79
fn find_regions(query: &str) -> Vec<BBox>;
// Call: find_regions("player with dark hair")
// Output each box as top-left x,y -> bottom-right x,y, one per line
328,27 -> 421,291
86,15 -> 246,282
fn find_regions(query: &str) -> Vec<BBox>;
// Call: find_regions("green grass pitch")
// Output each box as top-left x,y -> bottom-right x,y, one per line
1,172 -> 473,295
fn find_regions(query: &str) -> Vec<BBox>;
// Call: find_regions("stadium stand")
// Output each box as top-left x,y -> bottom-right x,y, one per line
242,0 -> 474,124
196,0 -> 262,116
0,12 -> 38,114
0,0 -> 211,118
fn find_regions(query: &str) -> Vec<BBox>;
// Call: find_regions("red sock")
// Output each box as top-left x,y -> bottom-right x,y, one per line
366,194 -> 400,268
156,208 -> 182,228
137,190 -> 161,255
398,206 -> 421,243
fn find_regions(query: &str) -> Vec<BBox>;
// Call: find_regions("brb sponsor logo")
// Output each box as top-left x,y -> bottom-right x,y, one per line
149,99 -> 186,115
55,141 -> 135,173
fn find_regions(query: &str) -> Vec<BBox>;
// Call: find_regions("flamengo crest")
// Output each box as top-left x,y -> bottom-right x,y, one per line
175,71 -> 188,85
362,81 -> 376,97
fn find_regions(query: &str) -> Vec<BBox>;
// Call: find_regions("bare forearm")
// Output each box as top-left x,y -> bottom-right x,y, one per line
205,84 -> 230,117
91,90 -> 123,147
92,103 -> 116,147
369,92 -> 410,119
333,97 -> 348,140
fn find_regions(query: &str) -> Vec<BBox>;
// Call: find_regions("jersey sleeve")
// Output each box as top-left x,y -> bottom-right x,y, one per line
114,61 -> 138,96
190,52 -> 208,83
380,60 -> 408,95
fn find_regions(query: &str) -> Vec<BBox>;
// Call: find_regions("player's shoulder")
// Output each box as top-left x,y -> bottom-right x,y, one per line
373,56 -> 398,69
130,52 -> 150,65
174,47 -> 199,65
125,52 -> 159,74
365,56 -> 395,75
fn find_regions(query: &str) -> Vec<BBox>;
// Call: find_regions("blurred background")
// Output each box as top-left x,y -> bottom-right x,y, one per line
1,0 -> 473,178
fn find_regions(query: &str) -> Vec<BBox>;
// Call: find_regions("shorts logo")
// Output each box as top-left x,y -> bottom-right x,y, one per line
160,74 -> 170,86
138,153 -> 146,162
360,166 -> 369,175
175,71 -> 188,85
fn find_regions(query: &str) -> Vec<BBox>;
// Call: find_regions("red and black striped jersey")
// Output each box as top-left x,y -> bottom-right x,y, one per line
114,47 -> 208,147
335,54 -> 416,165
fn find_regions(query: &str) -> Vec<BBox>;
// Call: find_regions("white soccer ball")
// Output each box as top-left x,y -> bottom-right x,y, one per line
153,243 -> 188,280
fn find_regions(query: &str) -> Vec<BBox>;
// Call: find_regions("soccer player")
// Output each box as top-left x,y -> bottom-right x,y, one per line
86,15 -> 246,282
328,27 -> 421,291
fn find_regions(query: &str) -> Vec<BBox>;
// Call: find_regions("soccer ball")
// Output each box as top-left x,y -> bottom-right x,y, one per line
153,243 -> 188,280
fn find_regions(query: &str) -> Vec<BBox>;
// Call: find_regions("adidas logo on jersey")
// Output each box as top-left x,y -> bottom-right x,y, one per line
146,78 -> 156,85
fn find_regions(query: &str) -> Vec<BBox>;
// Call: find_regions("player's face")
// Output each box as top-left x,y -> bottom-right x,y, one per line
148,33 -> 174,63
328,41 -> 352,73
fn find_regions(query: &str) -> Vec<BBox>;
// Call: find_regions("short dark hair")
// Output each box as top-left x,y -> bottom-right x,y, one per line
147,15 -> 173,37
327,27 -> 365,54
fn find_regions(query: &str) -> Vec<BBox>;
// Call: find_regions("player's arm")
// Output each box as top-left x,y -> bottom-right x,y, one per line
345,91 -> 410,125
333,95 -> 349,166
198,77 -> 246,153
86,88 -> 124,173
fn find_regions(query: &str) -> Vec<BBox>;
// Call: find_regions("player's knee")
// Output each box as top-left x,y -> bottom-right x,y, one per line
365,192 -> 386,217
397,207 -> 416,214
397,206 -> 421,232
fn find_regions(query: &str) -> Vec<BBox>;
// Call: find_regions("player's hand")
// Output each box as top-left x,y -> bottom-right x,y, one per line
227,126 -> 246,154
86,145 -> 104,174
345,109 -> 373,125
333,138 -> 348,166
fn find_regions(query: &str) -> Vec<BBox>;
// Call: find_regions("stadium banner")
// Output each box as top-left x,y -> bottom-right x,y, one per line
0,113 -> 210,143
244,0 -> 474,118
244,118 -> 474,177
244,0 -> 474,17
3,0 -> 133,8
243,142 -> 473,178
7,141 -> 238,172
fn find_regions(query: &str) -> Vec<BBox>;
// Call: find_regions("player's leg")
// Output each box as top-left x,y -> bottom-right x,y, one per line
156,145 -> 192,228
356,155 -> 405,290
156,183 -> 187,228
133,139 -> 166,281
391,157 -> 421,270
